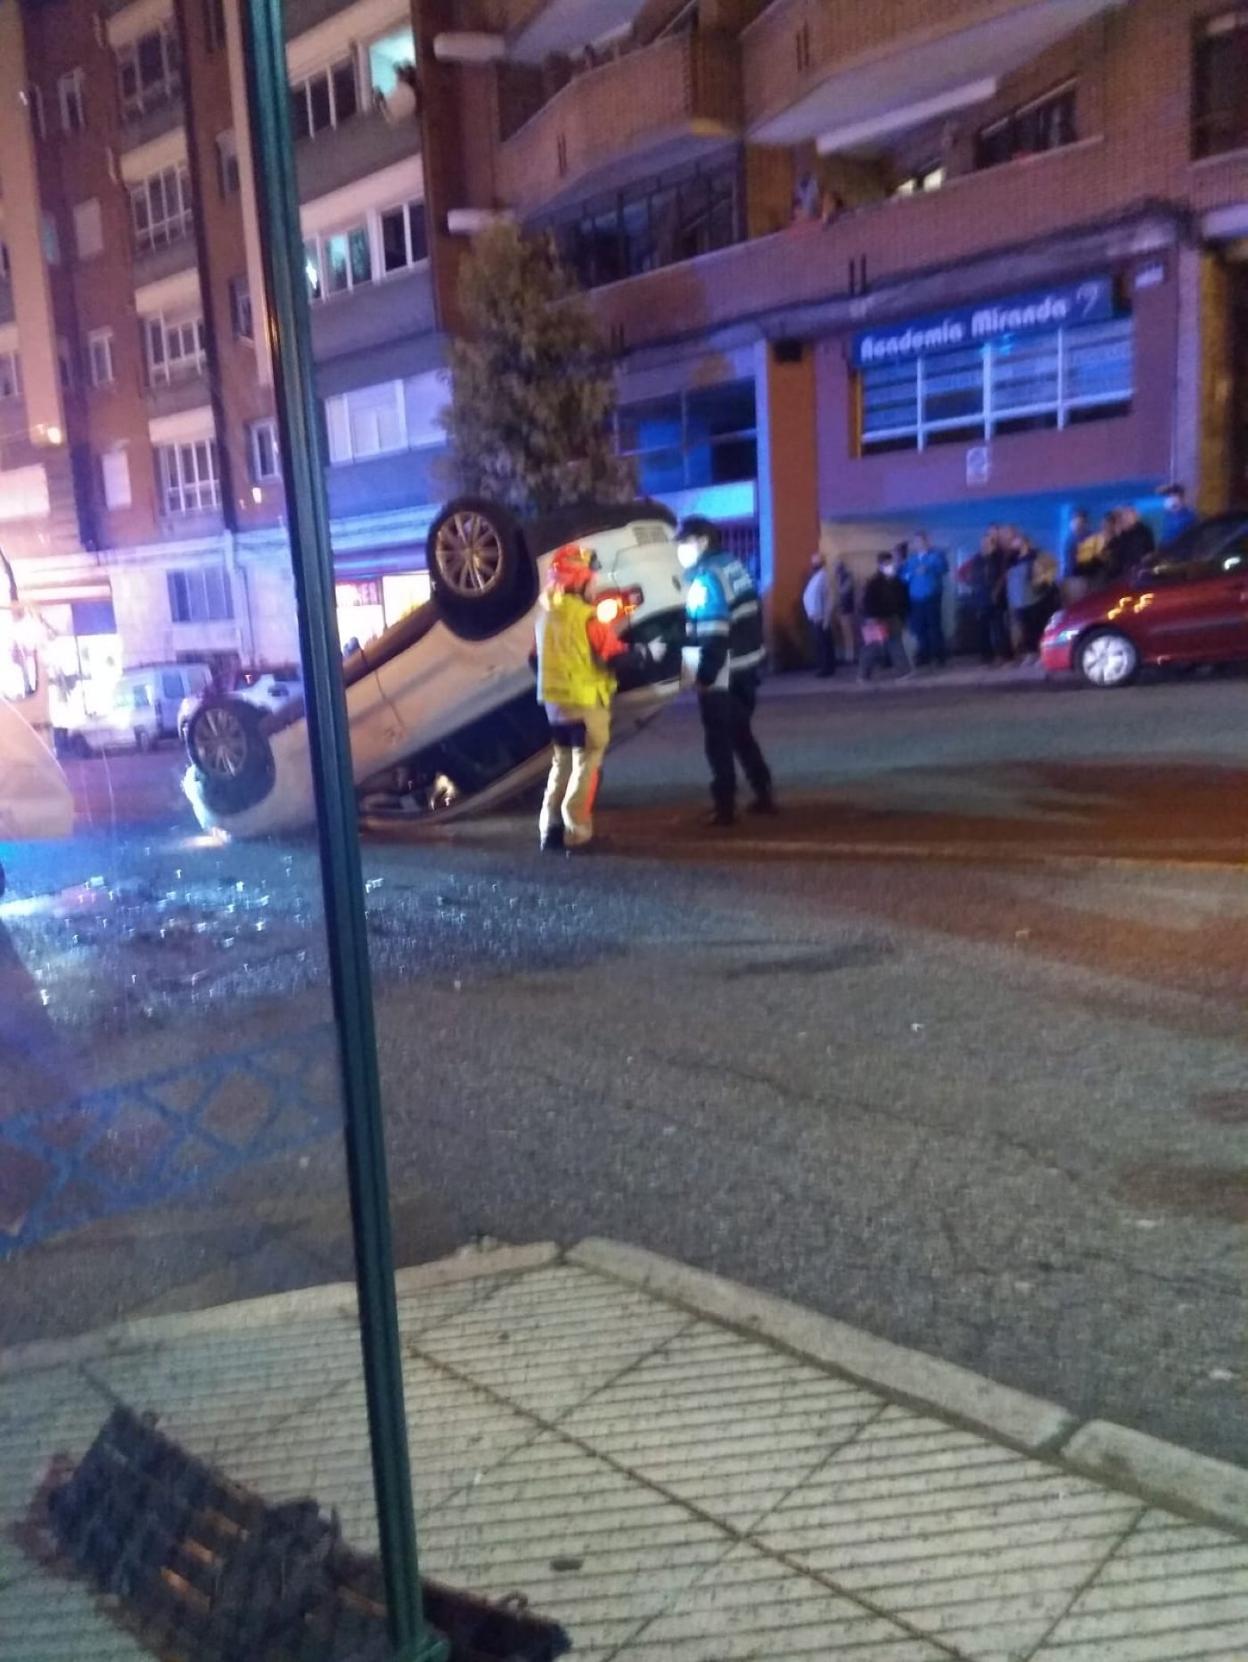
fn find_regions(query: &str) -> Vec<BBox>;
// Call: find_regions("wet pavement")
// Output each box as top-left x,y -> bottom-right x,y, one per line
1,674 -> 1247,1467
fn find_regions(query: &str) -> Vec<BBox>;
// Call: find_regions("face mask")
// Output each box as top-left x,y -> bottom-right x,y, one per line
1164,496 -> 1181,512
880,563 -> 895,578
676,538 -> 704,570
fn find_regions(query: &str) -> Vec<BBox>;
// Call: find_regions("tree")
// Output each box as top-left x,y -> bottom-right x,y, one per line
440,222 -> 635,513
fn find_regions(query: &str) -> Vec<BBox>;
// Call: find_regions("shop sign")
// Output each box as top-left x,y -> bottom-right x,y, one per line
850,276 -> 1115,368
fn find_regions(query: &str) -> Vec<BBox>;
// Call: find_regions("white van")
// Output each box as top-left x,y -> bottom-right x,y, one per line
79,662 -> 212,753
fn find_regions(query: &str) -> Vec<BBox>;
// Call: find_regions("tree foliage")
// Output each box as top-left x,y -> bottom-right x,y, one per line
440,222 -> 635,514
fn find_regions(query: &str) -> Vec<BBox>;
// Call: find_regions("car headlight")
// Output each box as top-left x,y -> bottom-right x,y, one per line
1042,611 -> 1079,645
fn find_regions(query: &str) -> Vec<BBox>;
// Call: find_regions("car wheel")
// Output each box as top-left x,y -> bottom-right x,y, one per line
427,497 -> 534,639
186,699 -> 275,816
1078,629 -> 1139,689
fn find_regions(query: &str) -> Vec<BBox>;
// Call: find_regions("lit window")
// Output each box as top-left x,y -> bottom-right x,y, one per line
248,418 -> 281,482
88,329 -> 115,388
368,27 -> 416,96
57,68 -> 85,134
1194,9 -> 1248,158
324,380 -> 407,462
380,201 -> 428,273
0,351 -> 20,401
157,445 -> 221,518
307,225 -> 371,297
216,130 -> 240,197
894,160 -> 945,197
289,56 -> 358,141
116,22 -> 181,121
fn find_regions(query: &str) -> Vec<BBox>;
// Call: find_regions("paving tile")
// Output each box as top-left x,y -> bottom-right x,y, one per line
758,1406 -> 1141,1662
416,1431 -> 732,1656
85,1315 -> 367,1464
394,1273 -> 512,1339
221,1352 -> 543,1552
1034,1509 -> 1248,1661
561,1321 -> 883,1531
414,1265 -> 692,1418
0,1575 -> 149,1661
0,1365 -> 115,1591
617,1541 -> 946,1659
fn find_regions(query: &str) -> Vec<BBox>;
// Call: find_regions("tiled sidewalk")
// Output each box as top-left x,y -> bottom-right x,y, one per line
2,1243 -> 1246,1661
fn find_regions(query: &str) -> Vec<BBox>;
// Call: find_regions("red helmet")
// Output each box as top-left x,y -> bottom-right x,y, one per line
548,543 -> 597,591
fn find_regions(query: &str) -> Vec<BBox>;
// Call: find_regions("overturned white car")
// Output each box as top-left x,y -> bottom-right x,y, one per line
183,496 -> 688,838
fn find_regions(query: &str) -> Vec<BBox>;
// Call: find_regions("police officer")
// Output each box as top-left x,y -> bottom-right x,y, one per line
678,516 -> 775,827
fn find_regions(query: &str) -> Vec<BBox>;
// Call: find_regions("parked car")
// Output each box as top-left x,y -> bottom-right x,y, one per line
0,696 -> 73,897
177,666 -> 303,740
1042,513 -> 1248,688
78,663 -> 212,753
183,496 -> 688,838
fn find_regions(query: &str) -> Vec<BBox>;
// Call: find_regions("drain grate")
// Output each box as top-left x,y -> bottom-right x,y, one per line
45,1405 -> 571,1662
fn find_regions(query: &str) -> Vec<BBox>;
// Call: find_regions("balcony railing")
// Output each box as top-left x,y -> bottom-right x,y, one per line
498,30 -> 743,215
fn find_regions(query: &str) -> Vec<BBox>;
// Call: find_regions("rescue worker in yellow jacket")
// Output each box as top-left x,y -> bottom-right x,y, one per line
534,543 -> 663,852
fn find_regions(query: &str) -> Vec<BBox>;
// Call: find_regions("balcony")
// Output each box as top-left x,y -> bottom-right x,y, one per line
285,0 -> 357,42
133,228 -> 198,288
498,30 -> 742,216
118,92 -> 184,153
145,365 -> 209,419
296,108 -> 420,205
743,0 -> 1123,149
590,135 -> 1131,348
310,266 -> 437,368
498,0 -> 652,64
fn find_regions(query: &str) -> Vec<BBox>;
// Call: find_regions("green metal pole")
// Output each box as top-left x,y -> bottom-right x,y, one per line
237,6 -> 446,1659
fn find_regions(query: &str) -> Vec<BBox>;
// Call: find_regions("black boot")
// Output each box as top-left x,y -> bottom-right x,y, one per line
540,824 -> 565,852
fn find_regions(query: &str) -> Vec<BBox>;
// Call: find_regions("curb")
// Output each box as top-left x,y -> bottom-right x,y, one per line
568,1237 -> 1248,1537
0,1240 -> 559,1379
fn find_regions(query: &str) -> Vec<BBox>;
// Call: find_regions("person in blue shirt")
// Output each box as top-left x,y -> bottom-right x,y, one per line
900,532 -> 950,668
1159,483 -> 1198,547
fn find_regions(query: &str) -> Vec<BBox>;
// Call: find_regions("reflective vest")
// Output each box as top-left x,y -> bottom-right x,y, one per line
536,587 -> 615,708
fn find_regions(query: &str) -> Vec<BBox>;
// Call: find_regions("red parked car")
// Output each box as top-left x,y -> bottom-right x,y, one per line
1041,513 -> 1248,688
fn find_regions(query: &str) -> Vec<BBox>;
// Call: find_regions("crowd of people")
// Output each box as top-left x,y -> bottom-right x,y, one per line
802,483 -> 1198,682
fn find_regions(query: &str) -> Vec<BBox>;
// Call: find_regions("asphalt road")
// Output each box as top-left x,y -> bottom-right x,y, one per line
2,671 -> 1246,1468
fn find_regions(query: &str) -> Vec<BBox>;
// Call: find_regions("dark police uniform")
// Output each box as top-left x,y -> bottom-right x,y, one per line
682,524 -> 773,824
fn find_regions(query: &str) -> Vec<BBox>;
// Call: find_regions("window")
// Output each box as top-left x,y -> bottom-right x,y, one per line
975,83 -> 1077,170
549,155 -> 743,290
324,380 -> 406,462
858,314 -> 1133,454
101,447 -> 131,508
117,21 -> 181,120
130,164 -> 193,254
894,160 -> 946,197
229,276 -> 254,340
203,0 -> 226,53
289,56 -> 358,141
1194,9 -> 1248,158
216,131 -> 239,197
57,69 -> 85,133
42,212 -> 61,265
248,417 -> 281,482
306,224 -> 371,298
0,352 -> 20,400
88,329 -> 115,387
616,379 -> 757,493
27,85 -> 45,139
167,563 -> 232,619
368,27 -> 416,96
145,313 -> 207,384
0,242 -> 8,281
157,445 -> 221,518
379,201 -> 428,273
57,338 -> 75,391
73,199 -> 103,260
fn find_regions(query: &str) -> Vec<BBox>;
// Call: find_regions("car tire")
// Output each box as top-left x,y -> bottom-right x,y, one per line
186,698 -> 275,816
1077,628 -> 1139,689
426,497 -> 535,640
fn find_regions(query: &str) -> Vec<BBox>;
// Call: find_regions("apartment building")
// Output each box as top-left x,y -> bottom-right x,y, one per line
1,0 -> 1246,676
0,0 -> 437,679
